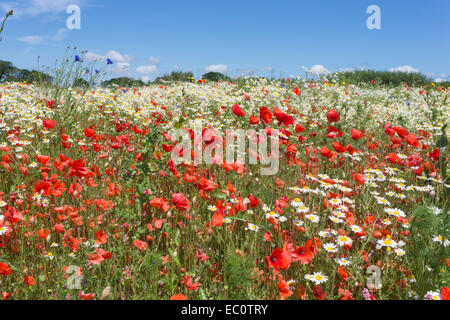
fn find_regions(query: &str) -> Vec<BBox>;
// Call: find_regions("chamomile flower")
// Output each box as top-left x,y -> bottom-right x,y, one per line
323,242 -> 338,253
329,216 -> 343,223
290,198 -> 303,207
286,279 -> 296,289
432,235 -> 443,244
335,257 -> 352,266
428,206 -> 442,216
349,225 -> 363,233
296,205 -> 309,214
328,198 -> 342,206
375,197 -> 391,206
425,291 -> 441,300
293,219 -> 304,227
385,207 -> 406,218
311,272 -> 328,285
246,223 -> 260,232
45,252 -> 55,260
319,230 -> 332,238
305,214 -> 320,223
395,248 -> 405,256
377,236 -> 398,248
336,235 -> 353,246
265,211 -> 279,219
0,225 -> 10,236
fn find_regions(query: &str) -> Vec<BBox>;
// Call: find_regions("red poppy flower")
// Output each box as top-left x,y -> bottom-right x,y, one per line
42,119 -> 56,130
277,279 -> 293,299
24,276 -> 36,286
170,293 -> 187,300
88,248 -> 112,265
0,262 -> 12,276
133,239 -> 148,251
250,116 -> 260,124
441,287 -> 450,300
5,206 -> 22,223
212,212 -> 223,227
171,193 -> 190,211
36,154 -> 50,166
326,109 -> 340,123
351,128 -> 364,140
273,107 -> 294,126
248,194 -> 259,208
320,146 -> 332,158
149,197 -> 170,212
265,248 -> 291,273
80,292 -> 95,300
96,230 -> 107,245
232,104 -> 246,116
184,275 -> 201,291
259,107 -> 273,124
83,127 -> 96,138
352,173 -> 365,184
387,153 -> 401,164
313,285 -> 327,300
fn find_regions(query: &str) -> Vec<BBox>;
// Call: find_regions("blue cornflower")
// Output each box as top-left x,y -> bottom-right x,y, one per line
107,58 -> 113,65
95,69 -> 99,74
74,55 -> 81,62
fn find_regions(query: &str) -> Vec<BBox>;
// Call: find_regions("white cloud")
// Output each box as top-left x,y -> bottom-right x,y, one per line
204,64 -> 228,73
1,0 -> 84,17
84,52 -> 105,62
149,56 -> 160,65
17,28 -> 67,45
172,65 -> 180,70
309,65 -> 330,75
84,50 -> 134,64
136,65 -> 158,74
434,78 -> 445,83
82,50 -> 134,76
105,50 -> 134,64
18,35 -> 44,45
140,75 -> 151,83
389,65 -> 419,73
114,62 -> 131,73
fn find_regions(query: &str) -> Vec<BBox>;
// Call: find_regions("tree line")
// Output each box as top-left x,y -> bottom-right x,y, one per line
0,59 -> 447,88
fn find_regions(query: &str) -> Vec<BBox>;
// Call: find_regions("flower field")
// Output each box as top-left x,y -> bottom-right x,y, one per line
0,74 -> 448,300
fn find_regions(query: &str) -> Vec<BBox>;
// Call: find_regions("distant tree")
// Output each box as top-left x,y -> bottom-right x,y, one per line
0,60 -> 15,82
73,78 -> 90,88
154,71 -> 194,83
5,67 -> 31,82
25,70 -> 53,84
332,70 -> 432,87
102,77 -> 145,87
201,72 -> 231,82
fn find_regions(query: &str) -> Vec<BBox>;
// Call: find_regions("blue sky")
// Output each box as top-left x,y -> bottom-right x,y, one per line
0,0 -> 449,81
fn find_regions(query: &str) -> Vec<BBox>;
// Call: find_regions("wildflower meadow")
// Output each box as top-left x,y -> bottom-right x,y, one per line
0,3 -> 448,302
